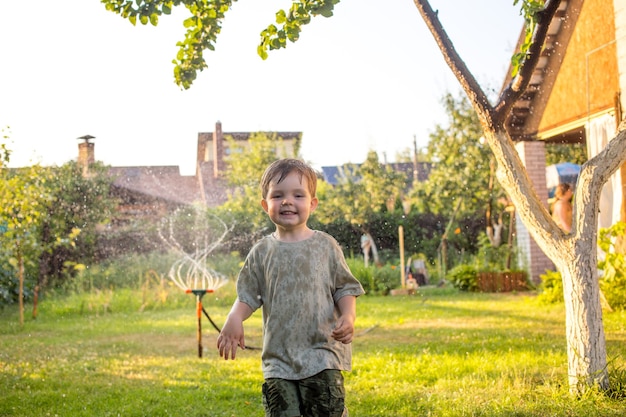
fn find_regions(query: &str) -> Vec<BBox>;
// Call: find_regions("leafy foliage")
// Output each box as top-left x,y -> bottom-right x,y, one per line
0,157 -> 116,308
537,269 -> 564,304
511,0 -> 547,77
100,0 -> 341,88
0,163 -> 55,316
410,92 -> 506,220
447,263 -> 478,291
475,233 -> 517,272
315,151 -> 406,231
598,222 -> 626,310
545,142 -> 587,166
258,0 -> 340,58
101,0 -> 236,89
39,162 -> 116,285
344,258 -> 399,295
100,1 -> 541,89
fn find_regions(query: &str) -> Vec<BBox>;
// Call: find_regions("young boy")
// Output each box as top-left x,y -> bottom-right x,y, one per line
217,158 -> 365,417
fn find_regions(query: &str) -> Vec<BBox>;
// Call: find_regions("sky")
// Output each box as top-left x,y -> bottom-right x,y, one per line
0,0 -> 524,175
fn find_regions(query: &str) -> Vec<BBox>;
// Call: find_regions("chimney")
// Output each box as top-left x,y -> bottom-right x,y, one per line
213,121 -> 225,178
196,132 -> 209,177
77,134 -> 95,176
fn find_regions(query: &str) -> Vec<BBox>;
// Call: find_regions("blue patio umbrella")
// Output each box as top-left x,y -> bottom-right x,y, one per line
546,162 -> 581,198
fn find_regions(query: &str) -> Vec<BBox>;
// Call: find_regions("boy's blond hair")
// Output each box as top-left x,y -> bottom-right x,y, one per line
260,159 -> 317,199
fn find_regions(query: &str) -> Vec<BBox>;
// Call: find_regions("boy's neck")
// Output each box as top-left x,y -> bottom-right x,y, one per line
273,227 -> 315,242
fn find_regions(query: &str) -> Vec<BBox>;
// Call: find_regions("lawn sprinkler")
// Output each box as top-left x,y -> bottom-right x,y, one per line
169,255 -> 228,358
158,207 -> 231,358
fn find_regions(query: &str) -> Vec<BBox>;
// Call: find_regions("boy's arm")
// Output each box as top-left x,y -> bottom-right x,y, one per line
331,295 -> 357,344
217,300 -> 254,360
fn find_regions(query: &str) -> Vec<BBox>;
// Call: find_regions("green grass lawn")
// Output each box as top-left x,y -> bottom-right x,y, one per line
1,286 -> 625,416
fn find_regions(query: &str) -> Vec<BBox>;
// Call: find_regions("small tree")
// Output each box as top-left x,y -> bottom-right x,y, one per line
0,164 -> 53,325
412,92 -> 509,252
315,151 -> 406,265
36,161 -> 116,290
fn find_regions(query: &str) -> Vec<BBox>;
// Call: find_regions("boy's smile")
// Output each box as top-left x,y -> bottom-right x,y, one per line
261,171 -> 318,239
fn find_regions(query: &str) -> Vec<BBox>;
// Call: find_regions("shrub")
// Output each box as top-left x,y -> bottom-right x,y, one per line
447,264 -> 478,291
598,222 -> 626,310
475,233 -> 517,272
537,269 -> 563,304
372,264 -> 401,295
345,258 -> 401,295
346,257 -> 375,294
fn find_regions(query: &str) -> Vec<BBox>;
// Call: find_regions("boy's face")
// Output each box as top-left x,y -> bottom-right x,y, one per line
261,171 -> 318,232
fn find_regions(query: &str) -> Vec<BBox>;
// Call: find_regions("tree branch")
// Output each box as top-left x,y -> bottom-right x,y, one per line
412,0 -> 492,122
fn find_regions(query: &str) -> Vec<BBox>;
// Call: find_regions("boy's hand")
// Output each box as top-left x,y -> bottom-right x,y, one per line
217,317 -> 245,360
331,315 -> 355,344
333,295 -> 357,344
217,301 -> 254,360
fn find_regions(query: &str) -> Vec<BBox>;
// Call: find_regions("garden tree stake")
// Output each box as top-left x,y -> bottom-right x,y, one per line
399,226 -> 405,288
187,289 -> 213,358
438,198 -> 463,278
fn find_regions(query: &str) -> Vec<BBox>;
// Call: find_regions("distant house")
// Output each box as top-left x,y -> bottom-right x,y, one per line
79,121 -> 300,201
321,162 -> 431,188
500,0 -> 625,281
77,122 -> 301,252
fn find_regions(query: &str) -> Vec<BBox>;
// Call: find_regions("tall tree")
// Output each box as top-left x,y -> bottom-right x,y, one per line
413,92 -> 508,248
101,0 -> 622,392
315,151 -> 406,265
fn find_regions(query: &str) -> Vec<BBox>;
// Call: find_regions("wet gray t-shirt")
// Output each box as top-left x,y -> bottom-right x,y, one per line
237,231 -> 365,380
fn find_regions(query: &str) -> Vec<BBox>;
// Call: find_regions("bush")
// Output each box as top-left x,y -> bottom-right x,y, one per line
537,269 -> 563,304
447,264 -> 478,292
598,222 -> 626,310
346,257 -> 375,294
475,233 -> 517,272
345,258 -> 401,295
372,264 -> 401,295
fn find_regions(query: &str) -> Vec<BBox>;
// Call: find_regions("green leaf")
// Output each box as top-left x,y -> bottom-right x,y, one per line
276,9 -> 286,24
183,16 -> 196,28
162,5 -> 171,15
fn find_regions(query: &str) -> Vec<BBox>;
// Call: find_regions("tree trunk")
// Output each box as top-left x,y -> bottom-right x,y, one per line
553,241 -> 608,390
413,0 -> 622,392
496,127 -> 611,391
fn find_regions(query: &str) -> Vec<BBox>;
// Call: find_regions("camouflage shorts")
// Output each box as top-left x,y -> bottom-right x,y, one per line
262,369 -> 348,417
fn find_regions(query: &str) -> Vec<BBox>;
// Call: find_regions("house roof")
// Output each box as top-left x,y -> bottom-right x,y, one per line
321,162 -> 431,186
109,165 -> 228,207
109,166 -> 201,205
502,0 -> 584,143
